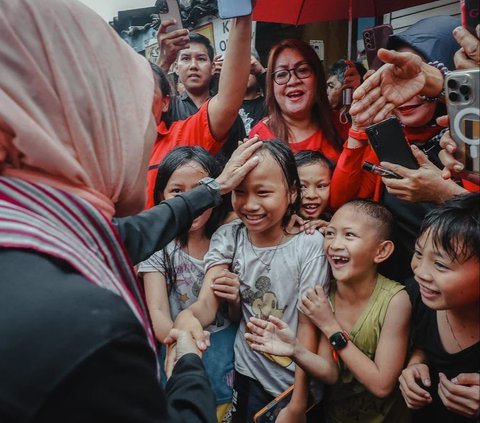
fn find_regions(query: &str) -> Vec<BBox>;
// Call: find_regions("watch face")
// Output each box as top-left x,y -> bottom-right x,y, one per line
329,331 -> 349,350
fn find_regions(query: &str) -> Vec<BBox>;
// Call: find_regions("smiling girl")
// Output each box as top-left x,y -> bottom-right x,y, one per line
174,140 -> 330,423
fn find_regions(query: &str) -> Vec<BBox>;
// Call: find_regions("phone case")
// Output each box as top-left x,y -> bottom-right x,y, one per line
445,68 -> 480,173
461,0 -> 480,35
366,117 -> 419,169
218,0 -> 252,19
253,386 -> 293,423
158,0 -> 183,32
362,24 -> 393,71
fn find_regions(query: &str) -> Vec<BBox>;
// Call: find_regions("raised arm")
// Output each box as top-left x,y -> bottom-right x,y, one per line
207,15 -> 253,140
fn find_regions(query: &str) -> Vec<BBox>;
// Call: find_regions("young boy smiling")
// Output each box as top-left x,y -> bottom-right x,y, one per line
246,199 -> 411,422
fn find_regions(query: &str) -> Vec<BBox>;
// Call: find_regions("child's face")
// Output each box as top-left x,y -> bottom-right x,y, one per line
324,205 -> 384,282
298,162 -> 331,220
411,230 -> 480,310
163,161 -> 212,233
232,152 -> 295,243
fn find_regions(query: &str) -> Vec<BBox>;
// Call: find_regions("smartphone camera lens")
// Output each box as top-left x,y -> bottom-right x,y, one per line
459,84 -> 470,95
448,92 -> 459,102
447,79 -> 458,89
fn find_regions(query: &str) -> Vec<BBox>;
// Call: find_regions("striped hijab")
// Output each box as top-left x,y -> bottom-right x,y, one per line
0,177 -> 158,367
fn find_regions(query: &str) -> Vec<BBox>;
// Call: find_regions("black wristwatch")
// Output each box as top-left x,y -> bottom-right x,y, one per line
198,177 -> 222,206
329,331 -> 350,350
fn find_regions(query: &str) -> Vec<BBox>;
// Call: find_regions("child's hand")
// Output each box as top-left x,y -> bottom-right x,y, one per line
398,363 -> 432,409
173,311 -> 211,351
438,372 -> 480,419
211,269 -> 240,304
299,285 -> 336,332
286,213 -> 328,235
245,315 -> 297,357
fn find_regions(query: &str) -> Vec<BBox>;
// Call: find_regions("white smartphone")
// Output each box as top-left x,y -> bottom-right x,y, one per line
445,68 -> 480,173
158,0 -> 183,33
217,0 -> 252,19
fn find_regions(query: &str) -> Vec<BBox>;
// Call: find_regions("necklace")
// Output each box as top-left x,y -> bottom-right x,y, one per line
445,310 -> 463,351
247,232 -> 285,273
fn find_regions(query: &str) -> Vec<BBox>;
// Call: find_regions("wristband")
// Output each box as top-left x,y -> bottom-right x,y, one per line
422,61 -> 450,102
348,127 -> 369,142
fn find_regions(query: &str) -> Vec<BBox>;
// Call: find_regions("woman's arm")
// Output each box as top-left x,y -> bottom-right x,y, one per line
143,272 -> 173,342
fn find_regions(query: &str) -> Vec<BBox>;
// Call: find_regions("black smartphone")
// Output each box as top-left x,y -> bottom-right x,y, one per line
461,0 -> 480,35
362,24 -> 393,70
366,117 -> 419,169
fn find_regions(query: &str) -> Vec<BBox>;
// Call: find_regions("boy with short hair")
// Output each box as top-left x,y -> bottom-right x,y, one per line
246,199 -> 411,422
399,192 -> 480,422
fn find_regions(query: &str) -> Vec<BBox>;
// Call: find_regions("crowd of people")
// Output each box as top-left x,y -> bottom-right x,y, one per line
0,1 -> 478,423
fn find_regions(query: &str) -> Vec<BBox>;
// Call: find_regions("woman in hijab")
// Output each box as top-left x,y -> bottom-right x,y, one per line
0,0 -> 259,422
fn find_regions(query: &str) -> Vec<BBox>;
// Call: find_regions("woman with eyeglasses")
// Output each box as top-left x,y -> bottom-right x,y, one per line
249,39 -> 343,163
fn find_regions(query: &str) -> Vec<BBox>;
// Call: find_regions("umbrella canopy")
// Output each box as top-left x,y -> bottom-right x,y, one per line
253,0 -> 436,25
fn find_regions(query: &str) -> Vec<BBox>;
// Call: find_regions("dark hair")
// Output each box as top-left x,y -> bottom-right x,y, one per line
418,193 -> 480,262
342,199 -> 394,241
150,61 -> 172,97
265,39 -> 343,152
186,32 -> 214,61
328,59 -> 367,83
294,150 -> 334,175
153,146 -> 226,240
256,140 -> 301,226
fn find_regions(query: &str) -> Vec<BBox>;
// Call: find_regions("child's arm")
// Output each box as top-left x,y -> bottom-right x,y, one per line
301,286 -> 412,398
246,316 -> 338,383
143,272 -> 173,342
275,313 -> 319,423
210,269 -> 241,322
398,347 -> 433,409
174,264 -> 228,346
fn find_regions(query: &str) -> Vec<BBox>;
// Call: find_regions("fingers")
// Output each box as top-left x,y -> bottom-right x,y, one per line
438,373 -> 479,418
398,365 -> 432,409
453,373 -> 480,386
452,26 -> 480,64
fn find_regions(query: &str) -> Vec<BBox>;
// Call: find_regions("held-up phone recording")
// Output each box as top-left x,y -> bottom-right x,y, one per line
218,0 -> 252,19
366,116 -> 419,169
461,0 -> 479,35
362,24 -> 393,70
158,0 -> 183,33
445,68 -> 480,173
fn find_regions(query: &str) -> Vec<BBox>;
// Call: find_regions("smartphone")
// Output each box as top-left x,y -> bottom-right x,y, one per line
362,24 -> 393,70
461,0 -> 480,35
253,383 -> 321,423
218,0 -> 252,19
158,0 -> 183,33
254,385 -> 293,423
366,116 -> 419,169
445,68 -> 480,173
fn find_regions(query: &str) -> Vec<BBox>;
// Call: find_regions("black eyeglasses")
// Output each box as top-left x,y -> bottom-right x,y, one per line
272,64 -> 313,85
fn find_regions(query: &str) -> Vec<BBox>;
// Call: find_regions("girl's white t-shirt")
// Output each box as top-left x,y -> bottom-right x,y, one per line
204,219 -> 330,396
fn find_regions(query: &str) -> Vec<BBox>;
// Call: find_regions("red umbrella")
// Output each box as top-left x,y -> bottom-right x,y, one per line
252,0 -> 436,26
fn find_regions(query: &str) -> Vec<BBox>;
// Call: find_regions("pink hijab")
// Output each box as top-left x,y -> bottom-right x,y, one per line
0,0 -> 155,219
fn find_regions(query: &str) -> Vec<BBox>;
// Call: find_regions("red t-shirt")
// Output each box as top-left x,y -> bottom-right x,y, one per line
249,120 -> 340,163
146,101 -> 222,209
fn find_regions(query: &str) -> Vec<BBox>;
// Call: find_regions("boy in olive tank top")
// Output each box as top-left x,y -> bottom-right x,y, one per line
246,199 -> 412,423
